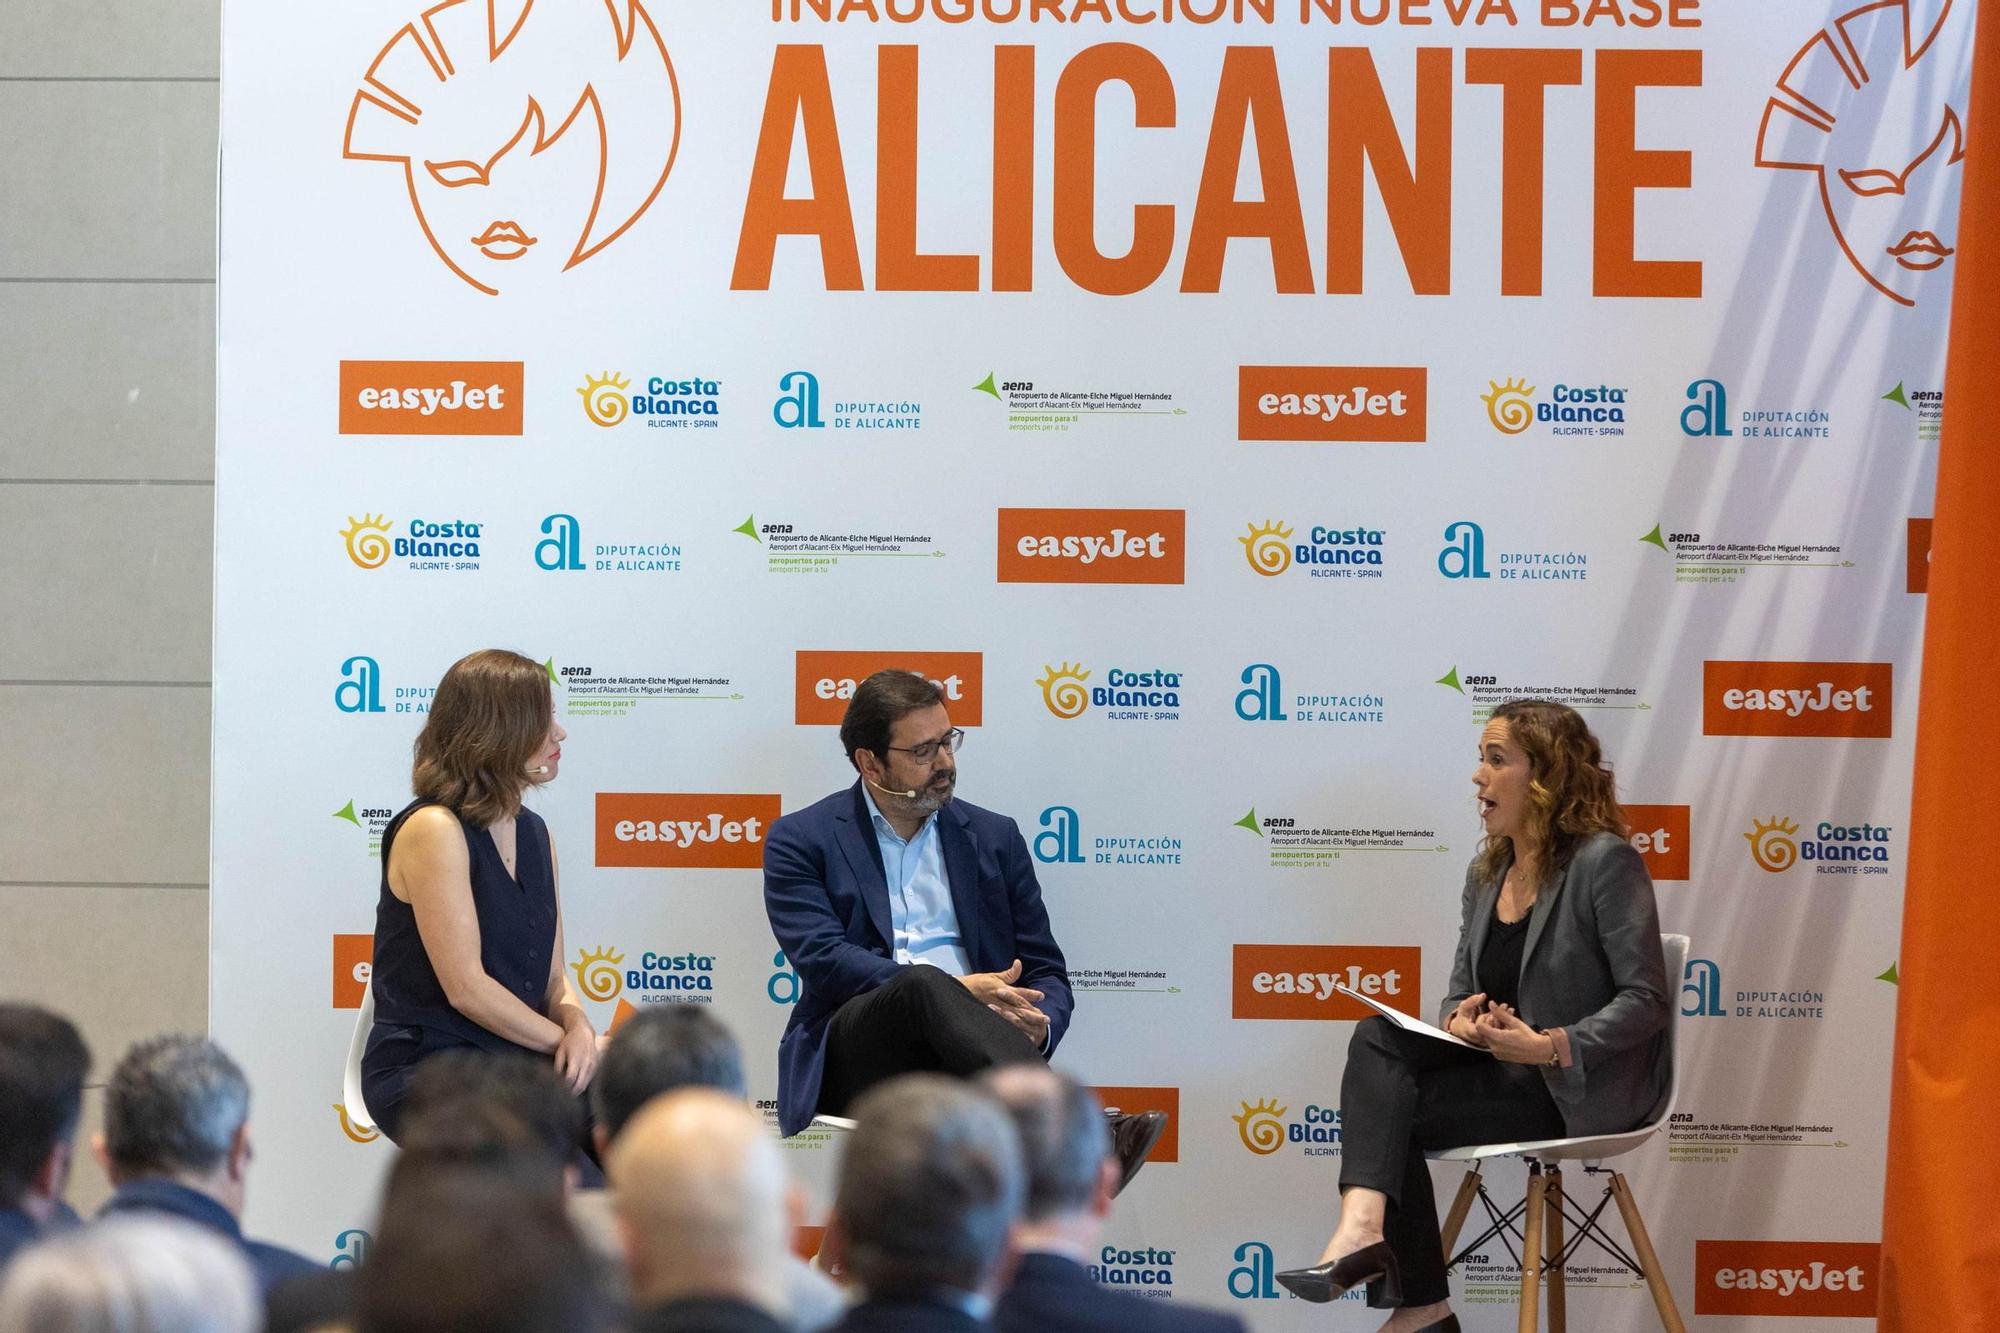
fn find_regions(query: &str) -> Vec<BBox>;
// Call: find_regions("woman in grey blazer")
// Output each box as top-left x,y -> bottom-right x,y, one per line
1276,700 -> 1670,1332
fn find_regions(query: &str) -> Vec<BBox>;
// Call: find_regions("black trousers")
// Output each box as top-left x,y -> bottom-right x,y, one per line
817,965 -> 1045,1116
1338,1017 -> 1567,1308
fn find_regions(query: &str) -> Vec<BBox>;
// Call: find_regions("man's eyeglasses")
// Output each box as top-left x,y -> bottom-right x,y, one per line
884,728 -> 966,764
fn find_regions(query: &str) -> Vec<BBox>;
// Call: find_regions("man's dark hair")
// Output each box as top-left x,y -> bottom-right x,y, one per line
358,1168 -> 610,1333
839,670 -> 946,770
386,1101 -> 568,1211
983,1066 -> 1110,1222
102,1035 -> 248,1178
591,1006 -> 746,1141
0,1005 -> 90,1208
397,1050 -> 579,1179
835,1074 -> 1022,1298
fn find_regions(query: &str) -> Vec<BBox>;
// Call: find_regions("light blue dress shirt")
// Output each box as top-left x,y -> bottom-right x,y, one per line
862,786 -> 970,976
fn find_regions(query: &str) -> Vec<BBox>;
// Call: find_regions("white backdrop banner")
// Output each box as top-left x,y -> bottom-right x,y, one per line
214,1 -> 1974,1326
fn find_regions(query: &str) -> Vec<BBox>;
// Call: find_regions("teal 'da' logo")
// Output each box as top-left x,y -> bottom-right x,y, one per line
1234,664 -> 1286,722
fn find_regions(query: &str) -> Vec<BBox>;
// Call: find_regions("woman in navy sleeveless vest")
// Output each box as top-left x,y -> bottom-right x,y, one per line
360,648 -> 597,1141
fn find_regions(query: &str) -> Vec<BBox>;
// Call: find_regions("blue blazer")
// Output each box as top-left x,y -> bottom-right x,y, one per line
763,783 -> 1073,1136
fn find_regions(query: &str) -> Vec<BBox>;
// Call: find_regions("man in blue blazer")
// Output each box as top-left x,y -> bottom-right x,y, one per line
764,671 -> 1161,1184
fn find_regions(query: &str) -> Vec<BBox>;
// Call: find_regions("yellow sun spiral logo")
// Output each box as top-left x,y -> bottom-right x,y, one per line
1745,817 -> 1800,873
1037,663 -> 1091,720
571,946 -> 627,1002
1240,520 -> 1294,577
333,1103 -> 381,1145
1483,378 -> 1535,435
578,372 -> 631,428
1234,1099 -> 1288,1156
341,514 -> 392,569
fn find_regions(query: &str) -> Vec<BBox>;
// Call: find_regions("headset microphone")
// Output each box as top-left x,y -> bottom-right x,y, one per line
866,777 -> 921,800
525,765 -> 551,776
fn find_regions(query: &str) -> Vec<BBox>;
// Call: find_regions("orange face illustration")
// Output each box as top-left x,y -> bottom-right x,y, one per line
344,0 -> 680,296
1756,0 -> 1969,308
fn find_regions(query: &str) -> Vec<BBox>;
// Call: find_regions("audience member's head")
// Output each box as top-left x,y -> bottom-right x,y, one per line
391,1049 -> 579,1197
981,1066 -> 1117,1236
357,1168 -> 609,1333
607,1089 -> 795,1313
0,1005 -> 90,1221
591,1006 -> 746,1152
830,1074 -> 1022,1302
98,1037 -> 252,1216
0,1214 -> 259,1333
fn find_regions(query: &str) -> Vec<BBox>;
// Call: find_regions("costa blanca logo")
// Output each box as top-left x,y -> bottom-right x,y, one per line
342,514 -> 484,572
1234,1100 -> 1286,1156
571,946 -> 625,1002
1746,816 -> 1893,875
1240,521 -> 1385,580
795,651 -> 982,726
1090,1246 -> 1178,1294
580,372 -> 720,429
1695,1240 -> 1877,1317
1038,663 -> 1182,722
1703,661 -> 1892,738
1483,377 -> 1629,437
1756,0 -> 1969,308
1232,945 -> 1420,1021
332,935 -> 373,1009
1033,805 -> 1183,867
343,0 -> 680,297
533,513 -> 681,574
1237,366 -> 1426,442
1235,1099 -> 1343,1158
997,509 -> 1186,585
573,943 -> 717,1004
595,793 -> 780,868
1624,804 -> 1691,881
1482,378 -> 1535,434
338,361 -> 523,435
333,1105 -> 381,1145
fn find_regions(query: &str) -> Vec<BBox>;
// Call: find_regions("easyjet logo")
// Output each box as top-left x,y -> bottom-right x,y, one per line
595,793 -> 781,869
794,651 -> 983,726
338,361 -> 524,436
1232,945 -> 1421,1021
332,934 -> 373,1009
1695,1240 -> 1878,1317
996,509 -> 1185,585
1091,1086 -> 1180,1164
1907,518 -> 1931,593
1237,366 -> 1427,443
1703,662 -> 1892,738
1623,805 -> 1690,881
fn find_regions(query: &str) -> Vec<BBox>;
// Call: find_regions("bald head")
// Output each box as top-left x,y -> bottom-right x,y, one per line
606,1090 -> 791,1310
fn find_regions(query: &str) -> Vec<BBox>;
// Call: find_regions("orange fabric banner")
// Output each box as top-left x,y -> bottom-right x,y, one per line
1879,3 -> 2000,1326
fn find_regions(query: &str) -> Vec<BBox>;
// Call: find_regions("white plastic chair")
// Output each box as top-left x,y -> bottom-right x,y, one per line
1428,934 -> 1690,1333
341,980 -> 378,1134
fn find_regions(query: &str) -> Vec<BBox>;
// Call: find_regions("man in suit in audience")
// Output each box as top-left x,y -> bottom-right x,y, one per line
609,1090 -> 800,1333
823,1075 -> 1023,1333
92,1034 -> 318,1293
985,1066 -> 1247,1333
763,670 -> 1163,1188
0,1005 -> 90,1269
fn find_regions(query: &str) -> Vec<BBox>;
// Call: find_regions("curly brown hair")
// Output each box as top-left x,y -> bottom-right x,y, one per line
411,649 -> 553,826
1474,698 -> 1627,888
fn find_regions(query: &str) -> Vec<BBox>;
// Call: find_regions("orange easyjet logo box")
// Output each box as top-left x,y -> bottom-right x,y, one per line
1695,1240 -> 1878,1317
795,651 -> 984,726
1091,1086 -> 1181,1163
1232,945 -> 1421,1021
791,1226 -> 827,1262
595,793 -> 782,868
996,509 -> 1185,585
1702,662 -> 1892,738
1623,805 -> 1691,881
333,934 -> 373,1009
338,360 -> 524,436
1907,518 -> 1931,593
1238,366 -> 1427,442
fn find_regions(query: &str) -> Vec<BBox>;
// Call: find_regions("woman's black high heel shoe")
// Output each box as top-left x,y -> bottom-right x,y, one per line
1413,1316 -> 1460,1332
1274,1241 -> 1402,1304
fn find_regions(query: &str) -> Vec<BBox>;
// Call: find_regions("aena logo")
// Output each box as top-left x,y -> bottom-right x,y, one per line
996,509 -> 1186,585
1236,366 -> 1426,443
1034,805 -> 1084,864
794,651 -> 982,726
537,513 -> 584,570
1703,662 -> 1892,738
337,361 -> 524,435
1438,521 -> 1489,579
1695,1240 -> 1878,1317
1681,378 -> 1735,437
335,656 -> 385,714
343,0 -> 681,297
1232,945 -> 1420,1021
1234,664 -> 1287,722
774,371 -> 824,428
1682,958 -> 1724,1017
595,793 -> 781,868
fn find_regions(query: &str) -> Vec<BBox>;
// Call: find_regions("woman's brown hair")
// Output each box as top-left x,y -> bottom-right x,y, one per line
411,649 -> 553,826
1474,698 -> 1627,888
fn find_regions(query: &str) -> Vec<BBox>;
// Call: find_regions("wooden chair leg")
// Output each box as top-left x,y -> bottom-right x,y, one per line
1518,1165 -> 1545,1333
1544,1168 -> 1566,1333
1609,1172 -> 1686,1333
1439,1165 -> 1483,1262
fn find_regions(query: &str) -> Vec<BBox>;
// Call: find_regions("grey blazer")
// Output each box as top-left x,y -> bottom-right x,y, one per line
1440,830 -> 1671,1139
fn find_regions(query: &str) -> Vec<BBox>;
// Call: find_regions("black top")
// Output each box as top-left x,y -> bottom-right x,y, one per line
1476,901 -> 1533,1012
370,798 -> 556,1054
100,1179 -> 319,1293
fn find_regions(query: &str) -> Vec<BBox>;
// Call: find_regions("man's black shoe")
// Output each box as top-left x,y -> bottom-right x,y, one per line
1105,1109 -> 1168,1197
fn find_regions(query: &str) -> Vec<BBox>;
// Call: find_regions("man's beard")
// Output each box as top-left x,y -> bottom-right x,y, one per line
907,772 -> 955,813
